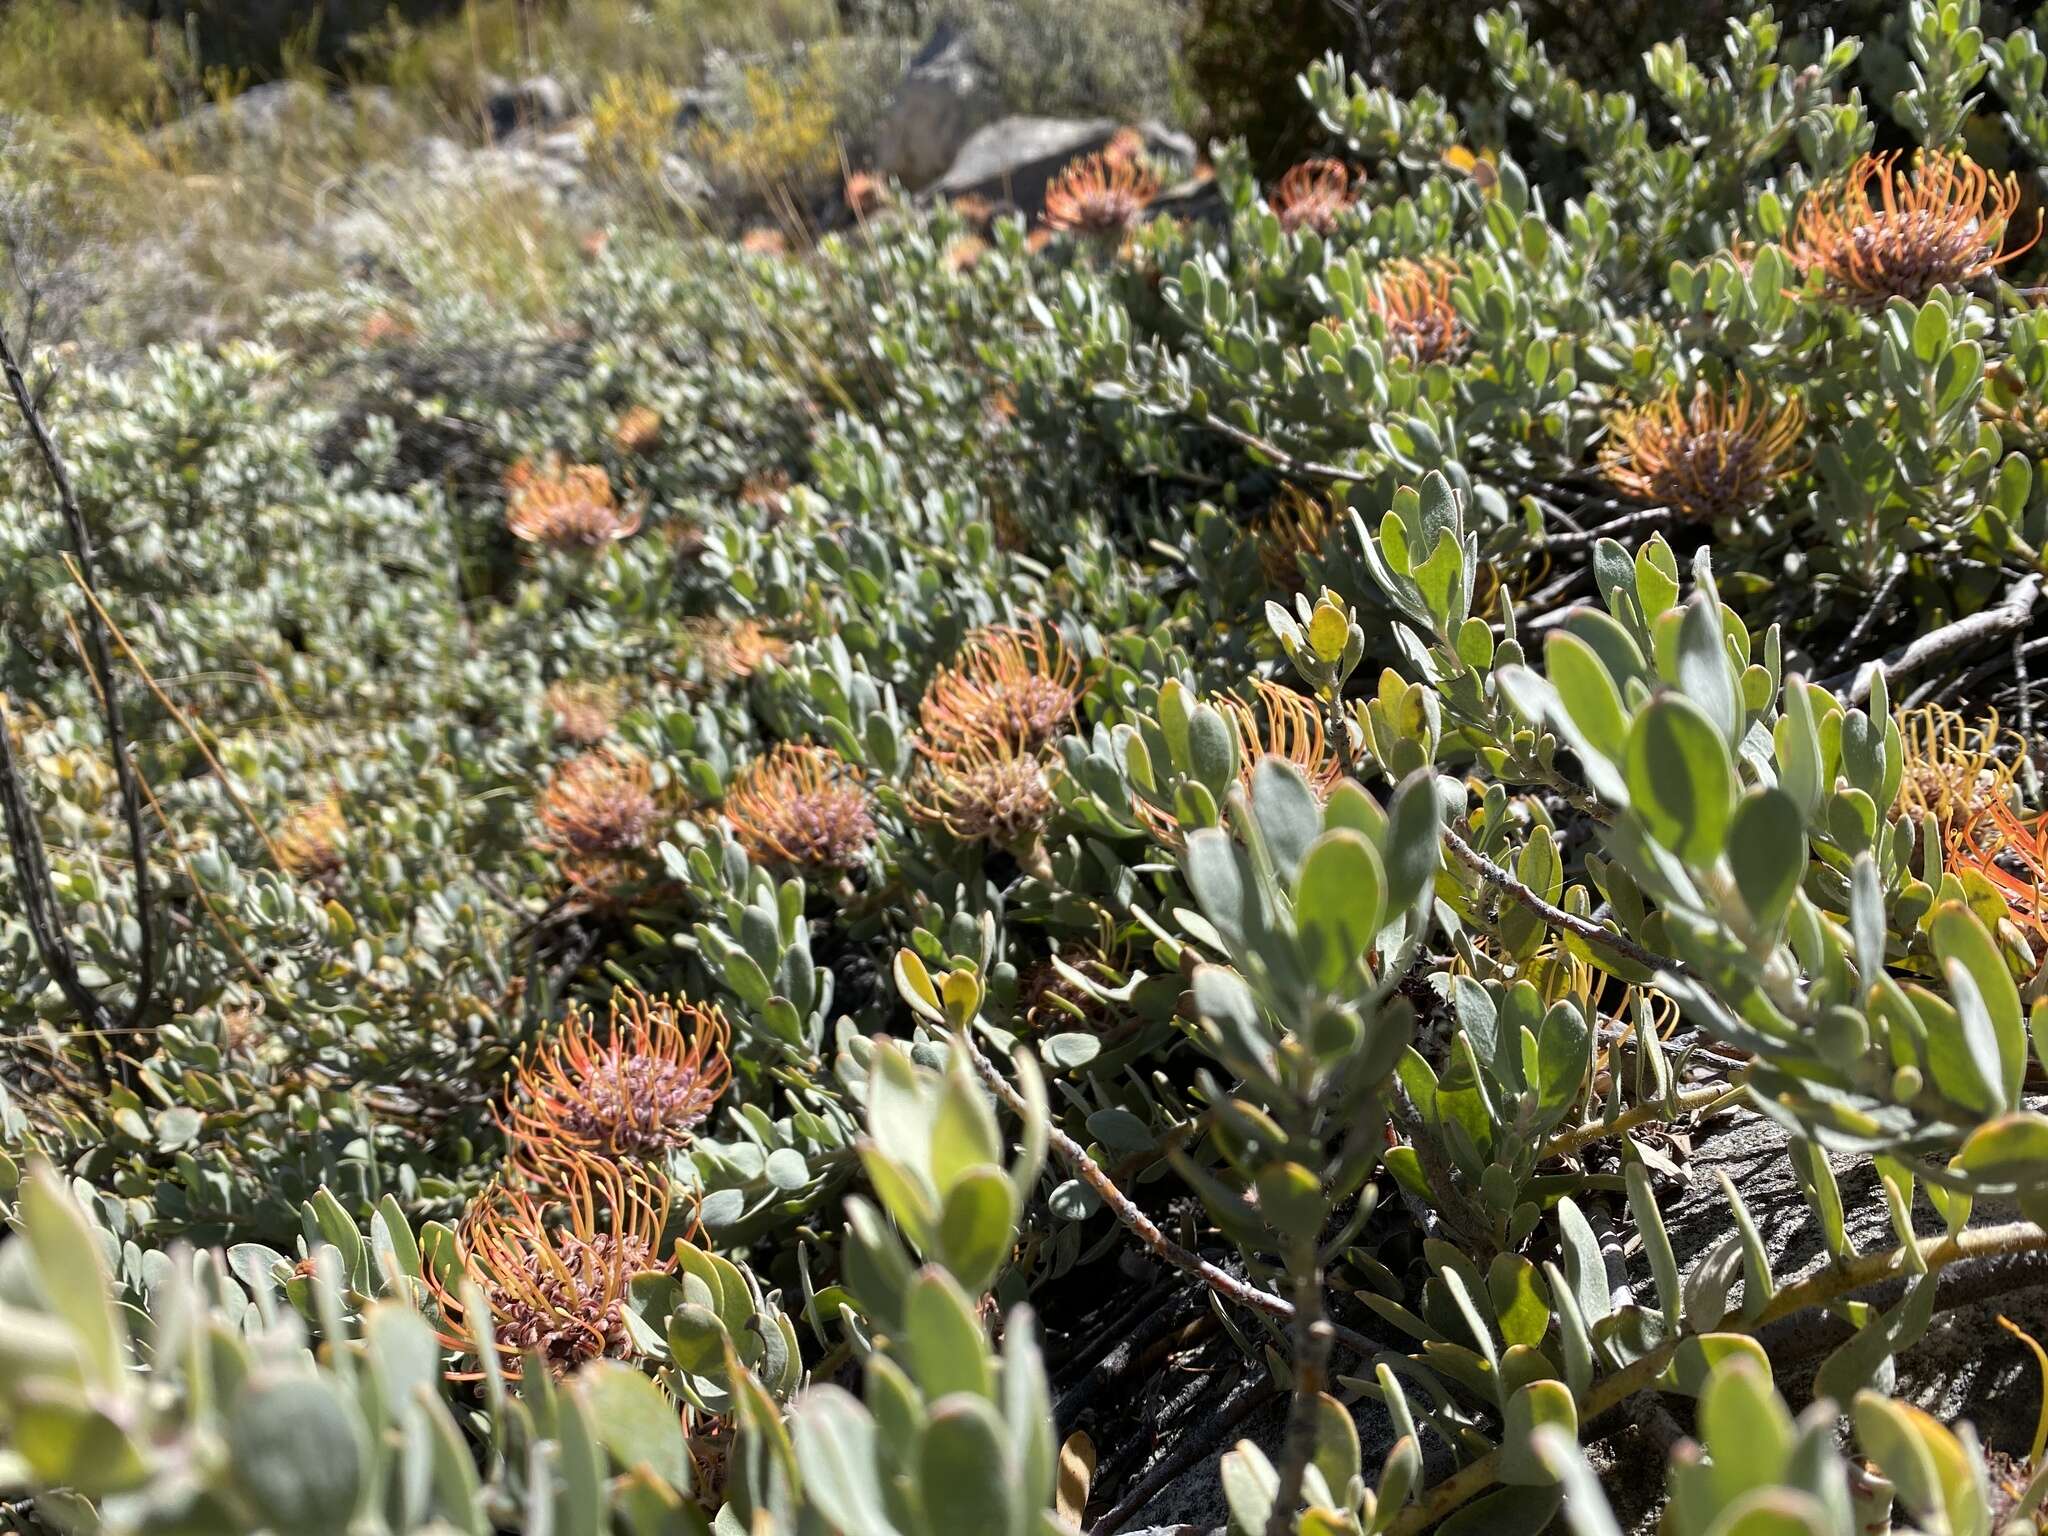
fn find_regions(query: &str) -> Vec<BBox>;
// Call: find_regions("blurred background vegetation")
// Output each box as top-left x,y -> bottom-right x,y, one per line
7,0 -> 2037,146
1,0 -> 2043,348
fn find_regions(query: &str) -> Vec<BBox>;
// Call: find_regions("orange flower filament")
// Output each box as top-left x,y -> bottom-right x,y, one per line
1789,149 -> 2036,306
505,459 -> 642,550
502,989 -> 731,1164
1600,381 -> 1805,524
726,742 -> 874,871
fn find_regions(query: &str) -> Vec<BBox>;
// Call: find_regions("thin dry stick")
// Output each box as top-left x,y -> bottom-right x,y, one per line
1827,571 -> 2044,706
0,326 -> 158,1073
62,553 -> 288,871
1441,824 -> 1679,978
961,1029 -> 1384,1358
1537,1079 -> 1744,1163
1195,413 -> 1359,484
1383,1219 -> 2048,1536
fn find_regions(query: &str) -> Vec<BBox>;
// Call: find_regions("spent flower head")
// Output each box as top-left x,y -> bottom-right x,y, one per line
505,458 -> 642,550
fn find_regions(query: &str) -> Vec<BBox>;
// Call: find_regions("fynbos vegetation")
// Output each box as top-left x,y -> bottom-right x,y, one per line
3,3 -> 2048,1535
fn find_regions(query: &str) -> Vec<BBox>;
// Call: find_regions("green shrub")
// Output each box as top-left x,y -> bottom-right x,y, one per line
951,0 -> 1197,123
0,0 -> 193,125
5,4 -> 2048,1536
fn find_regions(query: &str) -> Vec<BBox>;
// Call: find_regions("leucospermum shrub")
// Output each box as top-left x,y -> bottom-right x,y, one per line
6,2 -> 2048,1534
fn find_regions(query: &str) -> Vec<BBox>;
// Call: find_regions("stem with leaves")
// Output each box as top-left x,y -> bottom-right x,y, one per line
0,327 -> 159,1082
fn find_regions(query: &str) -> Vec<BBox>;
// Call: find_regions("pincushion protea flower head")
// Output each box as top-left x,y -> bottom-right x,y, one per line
946,234 -> 990,273
275,798 -> 346,881
1789,149 -> 2037,306
538,746 -> 657,857
426,1156 -> 672,1380
908,738 -> 1056,849
611,405 -> 662,456
1136,680 -> 1345,846
537,746 -> 664,903
1600,381 -> 1805,525
359,308 -> 414,347
505,458 -> 642,550
726,742 -> 874,871
686,616 -> 790,685
1043,151 -> 1158,238
1256,487 -> 1334,588
544,680 -> 619,746
919,622 -> 1083,764
1897,705 -> 2047,942
741,226 -> 788,257
1368,259 -> 1468,365
1271,158 -> 1355,236
1223,680 -> 1345,802
501,989 -> 731,1165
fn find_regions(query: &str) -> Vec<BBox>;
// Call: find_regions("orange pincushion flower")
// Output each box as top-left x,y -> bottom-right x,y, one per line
1136,680 -> 1345,847
612,405 -> 663,456
544,680 -> 619,746
1600,381 -> 1805,524
946,234 -> 990,273
359,309 -> 414,347
920,623 -> 1083,763
1898,705 -> 2048,942
687,617 -> 789,685
726,742 -> 874,871
1788,149 -> 2037,306
1369,259 -> 1468,365
1043,151 -> 1158,238
505,458 -> 642,550
537,746 -> 665,903
502,989 -> 730,1164
1271,158 -> 1355,237
738,470 -> 791,513
951,193 -> 996,228
1256,487 -> 1334,588
1223,680 -> 1344,801
275,798 -> 346,881
741,226 -> 788,257
908,739 -> 1056,849
845,171 -> 888,218
426,1157 -> 672,1380
539,747 -> 658,858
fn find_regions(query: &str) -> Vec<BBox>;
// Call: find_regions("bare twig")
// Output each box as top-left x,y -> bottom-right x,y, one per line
0,327 -> 160,1077
1192,413 -> 1358,485
1442,824 -> 1678,978
961,1028 -> 1385,1358
1824,572 -> 2043,706
1090,1375 -> 1276,1534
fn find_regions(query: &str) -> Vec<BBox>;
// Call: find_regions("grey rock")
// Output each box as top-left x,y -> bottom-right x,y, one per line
875,20 -> 999,192
486,74 -> 574,140
933,116 -> 1198,221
